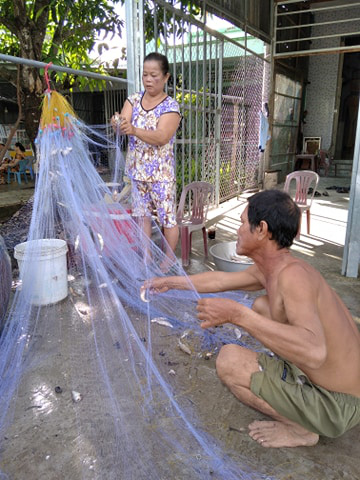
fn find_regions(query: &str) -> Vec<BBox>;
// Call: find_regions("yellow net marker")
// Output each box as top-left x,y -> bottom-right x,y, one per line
39,90 -> 77,130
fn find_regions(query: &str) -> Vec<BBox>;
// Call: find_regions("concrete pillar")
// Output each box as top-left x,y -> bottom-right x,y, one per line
125,0 -> 144,95
342,97 -> 360,278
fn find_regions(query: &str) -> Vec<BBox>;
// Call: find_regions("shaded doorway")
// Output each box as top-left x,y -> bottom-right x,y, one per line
336,37 -> 360,160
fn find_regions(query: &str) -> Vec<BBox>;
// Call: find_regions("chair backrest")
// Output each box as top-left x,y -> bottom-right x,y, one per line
25,155 -> 35,164
17,157 -> 34,172
284,170 -> 319,208
17,159 -> 29,173
303,137 -> 321,155
176,181 -> 214,225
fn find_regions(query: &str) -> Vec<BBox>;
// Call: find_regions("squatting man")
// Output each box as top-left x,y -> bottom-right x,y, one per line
143,189 -> 360,448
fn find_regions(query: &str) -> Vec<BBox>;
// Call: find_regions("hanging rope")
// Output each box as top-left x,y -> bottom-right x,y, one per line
44,62 -> 53,92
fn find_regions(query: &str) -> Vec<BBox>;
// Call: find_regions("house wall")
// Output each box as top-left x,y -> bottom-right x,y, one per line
303,7 -> 357,152
304,55 -> 339,152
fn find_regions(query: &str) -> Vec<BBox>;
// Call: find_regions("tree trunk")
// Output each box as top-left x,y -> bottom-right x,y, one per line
22,79 -> 44,145
13,0 -> 48,144
18,61 -> 46,146
0,68 -> 23,163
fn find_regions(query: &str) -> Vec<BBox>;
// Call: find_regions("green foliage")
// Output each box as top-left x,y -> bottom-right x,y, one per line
175,150 -> 202,200
0,11 -> 19,57
0,0 -> 204,142
0,0 -> 125,90
144,0 -> 203,43
175,86 -> 209,139
174,81 -> 211,192
0,33 -> 18,57
0,0 -> 204,92
219,161 -> 232,191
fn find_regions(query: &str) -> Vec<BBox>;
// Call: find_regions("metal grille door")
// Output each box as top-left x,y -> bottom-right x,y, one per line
132,0 -> 270,204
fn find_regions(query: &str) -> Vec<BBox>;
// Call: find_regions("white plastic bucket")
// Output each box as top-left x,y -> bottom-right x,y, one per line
14,239 -> 68,306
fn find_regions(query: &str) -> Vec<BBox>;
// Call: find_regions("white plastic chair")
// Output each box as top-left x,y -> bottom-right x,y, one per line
176,181 -> 214,266
284,170 -> 319,235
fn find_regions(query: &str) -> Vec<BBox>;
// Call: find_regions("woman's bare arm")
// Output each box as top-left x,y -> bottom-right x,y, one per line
121,112 -> 180,146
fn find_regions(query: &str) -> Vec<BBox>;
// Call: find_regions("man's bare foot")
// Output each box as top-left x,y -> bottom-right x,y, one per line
248,420 -> 319,448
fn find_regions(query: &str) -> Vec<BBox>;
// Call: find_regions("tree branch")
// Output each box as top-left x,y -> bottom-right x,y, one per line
0,67 -> 23,164
0,16 -> 17,33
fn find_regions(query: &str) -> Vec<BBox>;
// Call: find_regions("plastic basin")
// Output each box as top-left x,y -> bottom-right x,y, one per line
210,241 -> 254,272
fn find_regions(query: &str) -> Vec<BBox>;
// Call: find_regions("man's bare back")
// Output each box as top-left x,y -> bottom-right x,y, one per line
253,256 -> 360,397
145,190 -> 360,447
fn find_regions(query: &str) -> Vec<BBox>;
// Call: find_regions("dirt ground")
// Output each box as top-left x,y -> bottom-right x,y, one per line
0,288 -> 359,480
0,176 -> 359,479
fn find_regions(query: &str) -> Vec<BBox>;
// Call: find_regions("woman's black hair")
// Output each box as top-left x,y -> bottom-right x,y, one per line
247,190 -> 301,249
143,52 -> 170,76
15,142 -> 25,152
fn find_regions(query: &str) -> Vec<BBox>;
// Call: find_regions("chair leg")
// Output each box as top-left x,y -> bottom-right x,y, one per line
306,210 -> 310,235
202,227 -> 208,257
180,226 -> 190,267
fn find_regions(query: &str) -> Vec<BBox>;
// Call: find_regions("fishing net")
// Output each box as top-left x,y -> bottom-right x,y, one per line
0,236 -> 11,325
0,90 -> 271,480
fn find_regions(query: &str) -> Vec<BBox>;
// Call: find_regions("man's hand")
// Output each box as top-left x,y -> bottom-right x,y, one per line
141,276 -> 190,302
196,297 -> 243,329
142,277 -> 172,295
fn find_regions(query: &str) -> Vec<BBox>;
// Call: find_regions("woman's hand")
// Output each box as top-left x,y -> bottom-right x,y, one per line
111,113 -> 136,136
111,112 -> 121,131
196,297 -> 243,329
119,118 -> 135,136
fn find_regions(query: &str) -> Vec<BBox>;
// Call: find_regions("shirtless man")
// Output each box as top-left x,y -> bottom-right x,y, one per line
143,189 -> 360,448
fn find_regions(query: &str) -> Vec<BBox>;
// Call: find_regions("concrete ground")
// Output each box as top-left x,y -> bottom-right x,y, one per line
186,176 -> 359,321
182,176 -> 360,479
0,174 -> 359,479
0,177 -> 36,222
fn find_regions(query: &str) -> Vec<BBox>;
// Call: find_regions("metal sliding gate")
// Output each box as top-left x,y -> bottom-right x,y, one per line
131,0 -> 270,204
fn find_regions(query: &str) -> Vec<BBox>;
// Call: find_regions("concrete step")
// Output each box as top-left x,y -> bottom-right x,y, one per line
328,159 -> 353,178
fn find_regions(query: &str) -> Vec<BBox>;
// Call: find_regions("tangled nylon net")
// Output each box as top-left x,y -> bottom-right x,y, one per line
0,90 -> 271,479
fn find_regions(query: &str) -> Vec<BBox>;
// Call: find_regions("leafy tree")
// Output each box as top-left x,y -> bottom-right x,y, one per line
144,0 -> 202,44
0,0 -> 125,143
0,0 -> 203,144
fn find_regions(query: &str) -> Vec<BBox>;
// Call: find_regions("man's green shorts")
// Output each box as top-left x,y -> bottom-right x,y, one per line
250,353 -> 360,437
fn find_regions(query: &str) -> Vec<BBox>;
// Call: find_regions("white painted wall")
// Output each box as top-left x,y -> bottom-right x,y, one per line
303,7 -> 357,152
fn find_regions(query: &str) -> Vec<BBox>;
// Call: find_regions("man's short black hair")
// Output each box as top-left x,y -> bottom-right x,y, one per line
247,190 -> 301,248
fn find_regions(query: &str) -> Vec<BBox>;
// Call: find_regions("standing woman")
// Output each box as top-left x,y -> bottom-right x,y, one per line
112,52 -> 181,267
